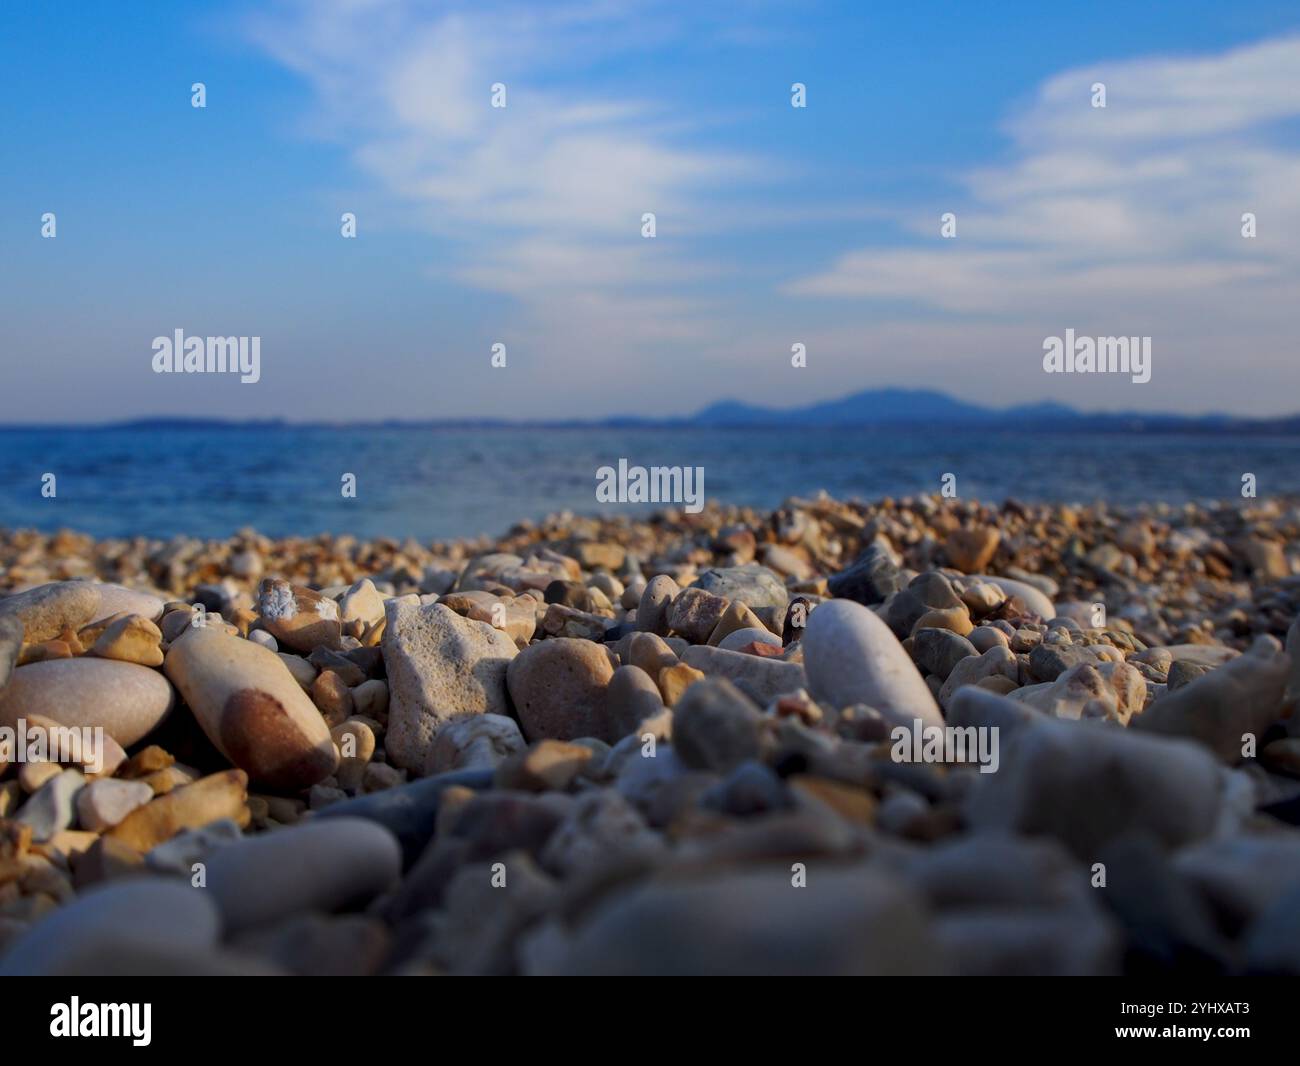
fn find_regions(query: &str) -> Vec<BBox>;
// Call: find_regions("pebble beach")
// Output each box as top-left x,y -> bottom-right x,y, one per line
1,492 -> 1299,976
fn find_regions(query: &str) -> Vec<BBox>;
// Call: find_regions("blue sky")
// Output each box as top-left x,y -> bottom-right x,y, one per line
2,0 -> 1298,422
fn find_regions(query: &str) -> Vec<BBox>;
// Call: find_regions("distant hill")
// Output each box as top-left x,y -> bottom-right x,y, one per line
4,388 -> 1299,433
686,388 -> 1300,432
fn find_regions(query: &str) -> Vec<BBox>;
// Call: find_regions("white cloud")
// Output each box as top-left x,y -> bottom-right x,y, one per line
788,34 -> 1300,324
249,0 -> 754,321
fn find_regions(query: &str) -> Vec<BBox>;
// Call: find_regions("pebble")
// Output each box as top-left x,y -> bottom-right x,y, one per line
707,601 -> 769,645
692,565 -> 789,615
885,571 -> 964,637
635,575 -> 679,636
203,817 -> 395,935
165,626 -> 338,790
657,661 -> 704,705
1133,636 -> 1288,763
607,665 -> 667,742
107,769 -> 250,852
701,760 -> 791,816
143,818 -> 243,876
680,644 -> 806,705
826,543 -> 901,606
667,587 -> 731,644
425,713 -> 526,776
495,740 -> 593,792
803,599 -> 942,728
910,627 -> 977,681
88,613 -> 164,667
310,669 -> 354,725
507,637 -> 615,742
966,717 -> 1223,858
626,631 -> 678,676
247,628 -> 278,652
671,678 -> 764,772
977,576 -> 1055,619
256,579 -> 343,653
382,601 -> 518,772
0,657 -> 175,747
340,578 -> 385,626
15,769 -> 85,841
938,646 -> 1019,710
0,880 -> 220,976
75,778 -> 153,832
717,626 -> 782,653
539,789 -> 664,877
944,527 -> 1001,573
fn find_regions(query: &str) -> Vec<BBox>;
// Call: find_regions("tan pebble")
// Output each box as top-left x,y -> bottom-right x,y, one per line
658,663 -> 706,707
912,606 -> 974,638
89,614 -> 164,667
628,632 -> 678,678
494,740 -> 593,792
106,769 -> 250,851
117,745 -> 175,780
40,829 -> 99,862
311,670 -> 354,726
707,601 -> 767,647
352,678 -> 388,720
789,774 -> 876,825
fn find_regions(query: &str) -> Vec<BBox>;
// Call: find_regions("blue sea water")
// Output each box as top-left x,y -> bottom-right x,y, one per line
1,425 -> 1297,542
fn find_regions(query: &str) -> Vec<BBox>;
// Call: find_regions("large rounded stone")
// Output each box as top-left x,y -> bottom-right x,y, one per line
0,581 -> 100,643
803,599 -> 942,728
164,626 -> 337,790
0,658 -> 175,746
89,584 -> 165,625
382,601 -> 518,772
206,817 -> 401,934
0,880 -> 220,976
507,638 -> 615,742
543,865 -> 945,975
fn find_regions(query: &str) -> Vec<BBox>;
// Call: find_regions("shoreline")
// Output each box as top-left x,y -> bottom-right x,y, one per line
0,491 -> 1298,975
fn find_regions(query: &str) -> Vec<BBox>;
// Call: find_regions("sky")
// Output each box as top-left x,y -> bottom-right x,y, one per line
1,0 -> 1298,423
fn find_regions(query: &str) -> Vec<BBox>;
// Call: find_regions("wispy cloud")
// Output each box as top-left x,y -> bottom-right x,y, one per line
788,36 -> 1300,326
249,0 -> 757,312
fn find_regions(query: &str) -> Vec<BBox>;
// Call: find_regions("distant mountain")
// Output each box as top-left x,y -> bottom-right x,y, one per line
687,388 -> 1300,432
4,389 -> 1299,433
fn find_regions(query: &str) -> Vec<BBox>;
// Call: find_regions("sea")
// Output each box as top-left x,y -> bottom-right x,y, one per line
1,425 -> 1298,543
